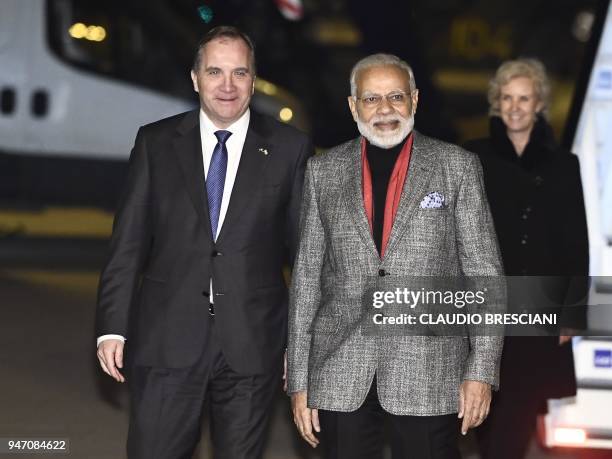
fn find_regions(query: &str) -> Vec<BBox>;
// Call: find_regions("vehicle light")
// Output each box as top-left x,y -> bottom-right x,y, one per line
553,427 -> 587,444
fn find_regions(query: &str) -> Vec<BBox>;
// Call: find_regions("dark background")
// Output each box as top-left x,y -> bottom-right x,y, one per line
0,1 -> 609,457
50,0 -> 601,147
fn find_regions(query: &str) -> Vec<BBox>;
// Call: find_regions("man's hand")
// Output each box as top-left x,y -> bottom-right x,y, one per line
458,380 -> 491,435
291,391 -> 320,448
97,339 -> 126,383
559,328 -> 578,346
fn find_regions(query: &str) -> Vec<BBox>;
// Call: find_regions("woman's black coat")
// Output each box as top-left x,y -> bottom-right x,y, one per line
465,116 -> 589,403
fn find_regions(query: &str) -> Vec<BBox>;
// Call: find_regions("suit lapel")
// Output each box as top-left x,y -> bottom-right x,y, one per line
342,138 -> 379,260
383,131 -> 436,258
173,110 -> 213,242
215,112 -> 271,245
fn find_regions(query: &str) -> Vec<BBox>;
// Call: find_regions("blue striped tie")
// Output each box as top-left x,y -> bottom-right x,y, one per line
207,130 -> 231,240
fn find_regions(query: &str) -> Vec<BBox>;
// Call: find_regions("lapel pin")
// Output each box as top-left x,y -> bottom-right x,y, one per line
258,147 -> 269,156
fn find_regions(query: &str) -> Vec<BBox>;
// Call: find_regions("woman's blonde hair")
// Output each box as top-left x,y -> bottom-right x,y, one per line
488,58 -> 550,118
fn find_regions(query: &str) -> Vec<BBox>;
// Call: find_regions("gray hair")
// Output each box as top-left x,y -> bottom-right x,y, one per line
193,25 -> 256,75
350,53 -> 417,97
488,58 -> 550,117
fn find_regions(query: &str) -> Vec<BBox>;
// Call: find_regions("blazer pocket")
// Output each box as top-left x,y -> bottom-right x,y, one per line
415,208 -> 449,220
416,207 -> 448,214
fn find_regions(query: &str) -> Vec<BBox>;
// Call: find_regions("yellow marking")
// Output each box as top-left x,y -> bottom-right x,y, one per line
0,207 -> 113,238
433,69 -> 491,93
2,269 -> 100,296
449,17 -> 512,61
312,19 -> 362,46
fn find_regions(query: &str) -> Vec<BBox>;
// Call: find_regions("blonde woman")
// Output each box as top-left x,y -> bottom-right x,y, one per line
464,58 -> 589,459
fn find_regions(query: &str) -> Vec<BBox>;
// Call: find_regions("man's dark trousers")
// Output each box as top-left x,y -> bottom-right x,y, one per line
127,318 -> 282,459
319,378 -> 462,459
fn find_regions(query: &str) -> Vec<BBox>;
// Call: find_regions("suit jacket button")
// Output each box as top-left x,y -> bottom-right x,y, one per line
202,290 -> 209,297
212,250 -> 222,257
378,269 -> 387,277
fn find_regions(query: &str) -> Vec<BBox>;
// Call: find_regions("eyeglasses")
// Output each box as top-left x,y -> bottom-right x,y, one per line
355,91 -> 410,108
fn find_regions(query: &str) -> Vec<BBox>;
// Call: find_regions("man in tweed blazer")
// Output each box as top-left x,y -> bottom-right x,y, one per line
287,54 -> 504,458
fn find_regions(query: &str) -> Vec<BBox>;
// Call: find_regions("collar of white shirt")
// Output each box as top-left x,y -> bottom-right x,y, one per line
199,108 -> 250,175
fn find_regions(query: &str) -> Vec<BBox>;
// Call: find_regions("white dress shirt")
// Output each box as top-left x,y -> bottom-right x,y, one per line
97,109 -> 251,347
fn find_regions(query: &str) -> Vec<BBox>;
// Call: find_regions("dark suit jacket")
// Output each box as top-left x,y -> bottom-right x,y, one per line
96,109 -> 312,374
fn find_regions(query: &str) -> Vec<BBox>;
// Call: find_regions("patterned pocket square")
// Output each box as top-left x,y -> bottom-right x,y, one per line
420,191 -> 445,209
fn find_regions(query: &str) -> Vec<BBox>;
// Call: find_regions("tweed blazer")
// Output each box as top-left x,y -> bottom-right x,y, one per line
287,132 -> 504,416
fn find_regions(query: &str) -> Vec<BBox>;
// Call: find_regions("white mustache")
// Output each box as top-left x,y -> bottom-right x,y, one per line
371,116 -> 403,125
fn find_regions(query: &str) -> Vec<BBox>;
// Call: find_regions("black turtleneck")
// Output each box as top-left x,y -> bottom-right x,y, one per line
365,137 -> 407,254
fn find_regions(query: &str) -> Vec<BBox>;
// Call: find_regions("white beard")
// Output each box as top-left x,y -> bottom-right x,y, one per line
356,113 -> 414,149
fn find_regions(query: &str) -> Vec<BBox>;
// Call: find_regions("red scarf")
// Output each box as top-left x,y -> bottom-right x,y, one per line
361,133 -> 413,258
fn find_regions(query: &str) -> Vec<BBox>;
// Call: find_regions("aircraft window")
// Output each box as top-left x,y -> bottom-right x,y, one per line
46,0 -> 193,101
1,87 -> 16,115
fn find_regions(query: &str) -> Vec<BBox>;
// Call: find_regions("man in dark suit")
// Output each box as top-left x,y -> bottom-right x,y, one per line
95,26 -> 312,459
